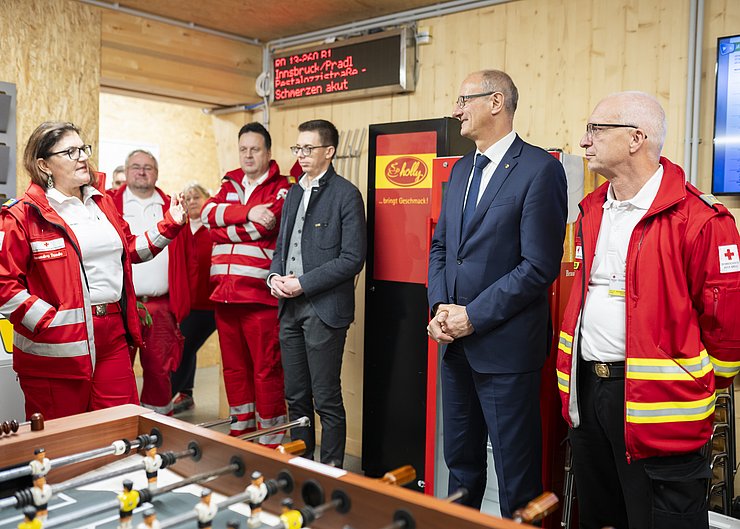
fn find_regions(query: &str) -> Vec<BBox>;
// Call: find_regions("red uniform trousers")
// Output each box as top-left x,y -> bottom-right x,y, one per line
216,302 -> 286,445
134,296 -> 183,414
19,307 -> 139,420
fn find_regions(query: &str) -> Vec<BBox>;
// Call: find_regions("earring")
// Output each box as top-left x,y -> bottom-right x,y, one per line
46,173 -> 54,189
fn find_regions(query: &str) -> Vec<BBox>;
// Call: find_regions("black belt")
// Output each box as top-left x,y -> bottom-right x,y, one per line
584,361 -> 625,379
137,295 -> 167,304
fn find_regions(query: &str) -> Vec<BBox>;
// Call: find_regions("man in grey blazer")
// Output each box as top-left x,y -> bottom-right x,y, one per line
269,119 -> 366,467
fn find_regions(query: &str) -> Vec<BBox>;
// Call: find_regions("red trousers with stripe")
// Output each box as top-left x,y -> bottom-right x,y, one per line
19,310 -> 139,420
216,303 -> 286,442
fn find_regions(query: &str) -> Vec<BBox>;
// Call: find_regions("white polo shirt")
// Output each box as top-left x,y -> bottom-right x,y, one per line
580,165 -> 663,362
122,188 -> 169,297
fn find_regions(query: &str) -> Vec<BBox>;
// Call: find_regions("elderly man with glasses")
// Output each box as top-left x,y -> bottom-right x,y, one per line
557,91 -> 740,529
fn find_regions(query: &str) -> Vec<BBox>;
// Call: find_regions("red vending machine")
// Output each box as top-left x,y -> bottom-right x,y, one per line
362,118 -> 472,491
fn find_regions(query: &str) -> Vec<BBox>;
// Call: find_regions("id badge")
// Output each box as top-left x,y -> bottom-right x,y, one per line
608,273 -> 626,297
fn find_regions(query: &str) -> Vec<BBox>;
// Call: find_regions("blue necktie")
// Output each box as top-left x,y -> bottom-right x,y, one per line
462,153 -> 490,231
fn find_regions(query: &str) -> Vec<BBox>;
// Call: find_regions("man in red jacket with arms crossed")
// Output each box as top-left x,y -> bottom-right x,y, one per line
202,122 -> 291,443
557,91 -> 740,529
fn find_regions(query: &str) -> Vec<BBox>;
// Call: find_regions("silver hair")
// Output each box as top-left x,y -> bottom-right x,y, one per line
609,91 -> 667,158
478,69 -> 519,115
182,181 -> 210,198
124,149 -> 159,171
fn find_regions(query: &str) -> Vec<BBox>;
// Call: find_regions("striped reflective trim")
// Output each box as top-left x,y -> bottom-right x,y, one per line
135,235 -> 154,261
14,332 -> 88,357
245,222 -> 259,240
227,225 -> 242,243
0,290 -> 32,316
212,244 -> 235,256
259,432 -> 285,446
231,403 -> 255,415
626,354 -> 713,381
215,204 -> 228,227
710,356 -> 740,379
558,331 -> 573,355
146,228 -> 170,250
21,298 -> 53,332
626,394 -> 715,424
49,308 -> 85,328
258,414 -> 286,429
210,264 -> 229,276
231,419 -> 256,432
201,203 -> 216,228
556,369 -> 570,394
230,264 -> 269,279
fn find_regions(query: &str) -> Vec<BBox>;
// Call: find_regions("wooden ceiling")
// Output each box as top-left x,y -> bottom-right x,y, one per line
99,0 -> 445,43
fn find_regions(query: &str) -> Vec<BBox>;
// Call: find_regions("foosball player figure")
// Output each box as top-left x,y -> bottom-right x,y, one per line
279,498 -> 303,529
29,448 -> 51,478
245,471 -> 268,528
118,479 -> 141,529
18,506 -> 42,529
142,445 -> 163,485
195,488 -> 218,529
226,521 -> 241,529
30,474 -> 52,522
136,507 -> 161,529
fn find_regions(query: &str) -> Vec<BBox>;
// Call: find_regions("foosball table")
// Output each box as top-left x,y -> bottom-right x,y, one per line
0,405 -> 543,528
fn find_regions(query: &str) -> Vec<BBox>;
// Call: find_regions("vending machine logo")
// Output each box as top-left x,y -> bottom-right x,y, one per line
384,156 -> 429,187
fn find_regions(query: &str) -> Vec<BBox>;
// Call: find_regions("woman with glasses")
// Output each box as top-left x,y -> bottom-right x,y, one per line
0,121 -> 186,420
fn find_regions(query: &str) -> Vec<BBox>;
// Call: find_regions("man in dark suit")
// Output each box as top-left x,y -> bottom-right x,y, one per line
427,70 -> 568,516
269,119 -> 366,467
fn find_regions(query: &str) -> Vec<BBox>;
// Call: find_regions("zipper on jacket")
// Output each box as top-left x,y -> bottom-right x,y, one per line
713,287 -> 720,331
629,218 -> 652,298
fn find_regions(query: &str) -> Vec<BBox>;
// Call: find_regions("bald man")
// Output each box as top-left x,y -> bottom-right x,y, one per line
556,91 -> 740,529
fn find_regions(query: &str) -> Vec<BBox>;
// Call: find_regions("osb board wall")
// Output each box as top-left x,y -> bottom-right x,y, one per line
0,0 -> 100,194
100,10 -> 262,106
263,0 -> 693,457
698,0 -> 740,216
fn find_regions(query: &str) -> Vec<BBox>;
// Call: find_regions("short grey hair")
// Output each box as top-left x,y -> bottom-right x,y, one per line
610,91 -> 667,158
124,149 -> 159,171
182,182 -> 210,198
479,70 -> 519,115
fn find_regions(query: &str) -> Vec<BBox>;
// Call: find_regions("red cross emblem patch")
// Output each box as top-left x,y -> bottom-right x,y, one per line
719,244 -> 740,274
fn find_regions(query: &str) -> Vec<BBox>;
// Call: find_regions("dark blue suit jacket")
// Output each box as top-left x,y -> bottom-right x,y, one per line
428,134 -> 568,374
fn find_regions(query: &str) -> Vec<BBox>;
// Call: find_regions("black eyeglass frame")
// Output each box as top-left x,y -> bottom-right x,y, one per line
46,144 -> 93,161
455,91 -> 495,108
290,145 -> 332,156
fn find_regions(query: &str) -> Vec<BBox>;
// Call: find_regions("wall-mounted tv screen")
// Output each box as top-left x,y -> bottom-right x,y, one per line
713,35 -> 740,194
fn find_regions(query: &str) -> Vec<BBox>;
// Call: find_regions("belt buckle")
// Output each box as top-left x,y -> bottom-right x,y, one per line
94,304 -> 107,317
594,363 -> 610,378
139,296 -> 149,304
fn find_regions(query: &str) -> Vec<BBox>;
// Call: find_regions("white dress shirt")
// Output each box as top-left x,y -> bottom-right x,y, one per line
47,186 -> 123,305
241,170 -> 269,204
299,170 -> 327,211
463,130 -> 517,209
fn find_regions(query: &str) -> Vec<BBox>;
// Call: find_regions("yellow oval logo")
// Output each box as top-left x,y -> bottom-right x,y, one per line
385,156 -> 429,187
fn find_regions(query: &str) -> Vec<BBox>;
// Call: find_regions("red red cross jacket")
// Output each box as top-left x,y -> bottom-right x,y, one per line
201,160 -> 291,306
109,185 -> 192,322
556,157 -> 740,461
0,183 -> 183,380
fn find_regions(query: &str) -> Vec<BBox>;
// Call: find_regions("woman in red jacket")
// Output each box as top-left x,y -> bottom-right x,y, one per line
0,121 -> 186,420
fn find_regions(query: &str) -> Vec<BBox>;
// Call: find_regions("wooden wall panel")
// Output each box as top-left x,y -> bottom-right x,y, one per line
0,0 -> 100,194
260,0 -> 696,457
100,10 -> 262,106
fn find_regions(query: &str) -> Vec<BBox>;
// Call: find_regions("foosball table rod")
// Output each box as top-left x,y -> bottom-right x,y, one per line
0,413 -> 43,436
237,416 -> 310,441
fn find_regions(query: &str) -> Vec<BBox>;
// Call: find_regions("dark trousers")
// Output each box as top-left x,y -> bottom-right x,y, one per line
570,362 -> 710,529
171,309 -> 216,396
441,341 -> 543,517
279,295 -> 348,467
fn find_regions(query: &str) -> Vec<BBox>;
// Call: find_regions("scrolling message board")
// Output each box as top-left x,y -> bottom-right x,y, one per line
271,28 -> 415,106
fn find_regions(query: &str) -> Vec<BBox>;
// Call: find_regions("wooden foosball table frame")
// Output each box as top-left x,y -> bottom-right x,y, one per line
0,405 -> 531,528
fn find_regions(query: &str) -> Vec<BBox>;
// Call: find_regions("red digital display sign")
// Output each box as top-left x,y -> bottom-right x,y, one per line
271,28 -> 415,106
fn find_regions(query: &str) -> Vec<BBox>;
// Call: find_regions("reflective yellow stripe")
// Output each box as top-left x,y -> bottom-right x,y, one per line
626,352 -> 713,381
558,331 -> 573,355
557,369 -> 570,394
626,394 -> 715,424
710,355 -> 740,379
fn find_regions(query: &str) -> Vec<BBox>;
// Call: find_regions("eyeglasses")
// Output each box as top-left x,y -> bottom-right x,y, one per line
585,123 -> 641,141
47,144 -> 92,161
129,164 -> 157,173
455,91 -> 495,108
290,145 -> 331,156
